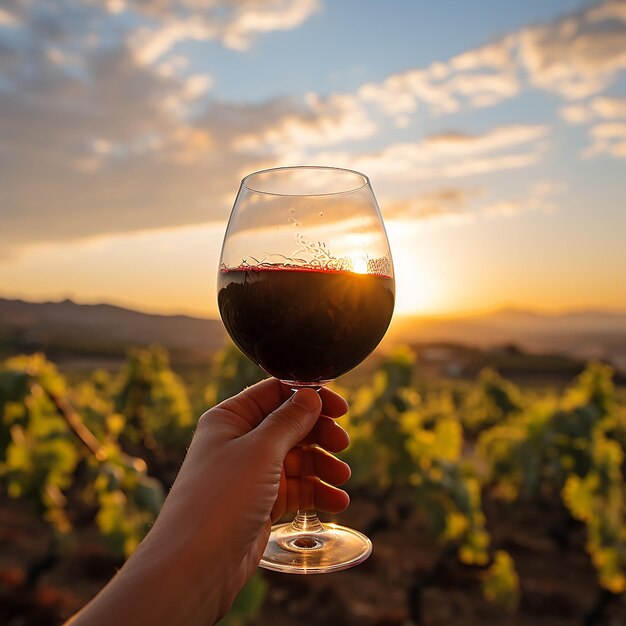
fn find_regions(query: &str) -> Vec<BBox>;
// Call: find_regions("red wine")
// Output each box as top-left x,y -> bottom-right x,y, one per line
218,266 -> 395,384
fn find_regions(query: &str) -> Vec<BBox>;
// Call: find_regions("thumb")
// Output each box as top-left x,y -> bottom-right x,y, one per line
256,388 -> 321,458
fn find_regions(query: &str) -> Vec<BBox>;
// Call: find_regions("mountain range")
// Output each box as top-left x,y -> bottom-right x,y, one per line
0,298 -> 225,363
1,297 -> 625,369
387,307 -> 626,367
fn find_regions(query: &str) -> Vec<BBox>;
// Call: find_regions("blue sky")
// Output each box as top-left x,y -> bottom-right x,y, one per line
200,0 -> 590,102
0,0 -> 625,317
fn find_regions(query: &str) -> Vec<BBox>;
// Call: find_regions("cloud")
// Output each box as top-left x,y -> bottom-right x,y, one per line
355,0 -> 626,125
383,178 -> 565,228
357,54 -> 519,120
219,0 -> 321,51
419,125 -> 547,156
358,69 -> 459,118
480,201 -> 524,218
559,95 -> 626,157
183,73 -> 213,98
0,0 -> 622,259
0,35 -> 269,253
449,38 -> 516,71
130,19 -> 217,66
434,152 -> 541,178
561,96 -> 626,123
127,0 -> 320,63
0,6 -> 20,28
444,71 -> 520,108
317,124 -> 548,181
481,179 -> 566,217
232,93 -> 377,155
0,1 -> 365,255
383,187 -> 481,226
519,1 -> 626,99
582,122 -> 626,158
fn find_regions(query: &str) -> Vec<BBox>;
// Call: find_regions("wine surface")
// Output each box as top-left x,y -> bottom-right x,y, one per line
218,266 -> 395,384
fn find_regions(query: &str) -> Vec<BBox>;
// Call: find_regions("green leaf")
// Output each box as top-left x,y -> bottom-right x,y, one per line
482,550 -> 520,611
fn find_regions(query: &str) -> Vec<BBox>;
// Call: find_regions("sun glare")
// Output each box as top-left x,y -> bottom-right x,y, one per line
352,256 -> 368,274
386,222 -> 442,316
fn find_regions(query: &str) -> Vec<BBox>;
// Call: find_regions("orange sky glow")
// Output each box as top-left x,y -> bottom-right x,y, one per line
1,0 -> 625,319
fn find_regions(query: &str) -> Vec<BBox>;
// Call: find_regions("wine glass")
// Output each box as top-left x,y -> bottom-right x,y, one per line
217,166 -> 395,574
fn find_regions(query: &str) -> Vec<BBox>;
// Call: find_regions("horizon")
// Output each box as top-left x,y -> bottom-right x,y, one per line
1,1 -> 625,317
2,293 -> 626,323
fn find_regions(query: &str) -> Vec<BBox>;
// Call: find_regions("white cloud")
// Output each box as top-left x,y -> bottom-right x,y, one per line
519,2 -> 626,99
481,179 -> 566,218
354,0 -> 626,126
383,177 -> 565,228
420,125 -> 547,156
445,72 -> 519,107
0,0 -> 380,255
362,68 -> 462,115
0,0 -> 623,257
561,96 -> 626,123
232,93 -> 377,154
583,122 -> 626,158
560,95 -> 626,157
183,73 -> 213,99
127,0 -> 320,63
356,34 -> 523,121
450,38 -> 516,71
436,152 -> 541,179
131,19 -> 217,66
591,96 -> 626,119
0,36 -> 271,252
221,0 -> 320,51
383,186 -> 481,226
561,103 -> 593,124
320,124 -> 548,182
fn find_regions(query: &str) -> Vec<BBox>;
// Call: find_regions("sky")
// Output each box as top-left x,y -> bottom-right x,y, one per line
0,0 -> 625,318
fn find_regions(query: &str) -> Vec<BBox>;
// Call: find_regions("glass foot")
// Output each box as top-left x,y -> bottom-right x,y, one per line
259,522 -> 372,574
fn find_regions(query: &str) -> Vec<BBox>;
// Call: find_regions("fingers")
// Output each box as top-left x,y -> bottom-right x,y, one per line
255,389 -> 321,457
304,416 -> 350,453
271,446 -> 351,521
287,478 -> 350,514
216,378 -> 348,431
251,389 -> 349,459
284,446 -> 351,486
316,388 -> 349,419
271,476 -> 350,521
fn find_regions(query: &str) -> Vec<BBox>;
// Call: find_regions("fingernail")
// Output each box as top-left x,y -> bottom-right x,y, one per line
291,389 -> 321,412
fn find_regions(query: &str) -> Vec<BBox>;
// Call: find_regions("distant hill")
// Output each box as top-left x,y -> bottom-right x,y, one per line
1,297 -> 626,371
387,308 -> 626,370
0,298 -> 225,364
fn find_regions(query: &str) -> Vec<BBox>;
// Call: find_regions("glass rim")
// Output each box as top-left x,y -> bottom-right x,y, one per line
240,165 -> 370,197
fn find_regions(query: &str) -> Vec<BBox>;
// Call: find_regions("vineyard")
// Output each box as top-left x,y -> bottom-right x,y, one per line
1,345 -> 626,625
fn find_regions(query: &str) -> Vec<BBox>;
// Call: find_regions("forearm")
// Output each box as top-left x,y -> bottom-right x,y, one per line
65,384 -> 346,625
67,429 -> 252,626
67,522 -> 230,626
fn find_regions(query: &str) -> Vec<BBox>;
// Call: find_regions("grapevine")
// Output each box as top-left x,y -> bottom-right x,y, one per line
1,346 -> 625,624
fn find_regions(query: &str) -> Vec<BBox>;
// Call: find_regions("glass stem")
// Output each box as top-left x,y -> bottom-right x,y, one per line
290,509 -> 324,534
288,386 -> 324,536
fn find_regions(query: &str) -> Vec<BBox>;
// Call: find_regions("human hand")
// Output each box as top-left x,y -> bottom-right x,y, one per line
68,379 -> 351,626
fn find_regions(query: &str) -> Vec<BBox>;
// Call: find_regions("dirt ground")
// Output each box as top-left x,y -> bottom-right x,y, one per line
1,490 -> 625,626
